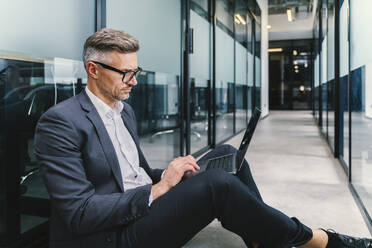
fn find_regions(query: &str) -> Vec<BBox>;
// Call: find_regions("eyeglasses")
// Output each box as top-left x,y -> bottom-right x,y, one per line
91,61 -> 142,83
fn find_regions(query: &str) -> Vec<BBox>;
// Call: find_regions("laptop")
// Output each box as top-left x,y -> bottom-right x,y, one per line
198,107 -> 261,174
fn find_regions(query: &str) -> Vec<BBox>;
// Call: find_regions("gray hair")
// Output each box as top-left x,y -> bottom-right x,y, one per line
83,28 -> 139,69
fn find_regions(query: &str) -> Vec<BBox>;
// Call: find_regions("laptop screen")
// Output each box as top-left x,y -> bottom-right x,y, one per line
236,107 -> 261,169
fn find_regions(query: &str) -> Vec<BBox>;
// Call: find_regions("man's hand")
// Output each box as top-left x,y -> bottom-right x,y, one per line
151,155 -> 200,201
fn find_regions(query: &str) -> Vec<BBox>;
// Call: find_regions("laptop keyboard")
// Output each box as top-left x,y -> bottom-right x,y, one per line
206,154 -> 234,172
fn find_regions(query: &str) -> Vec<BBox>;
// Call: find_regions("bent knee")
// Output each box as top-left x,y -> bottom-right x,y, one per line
204,169 -> 234,190
216,144 -> 237,154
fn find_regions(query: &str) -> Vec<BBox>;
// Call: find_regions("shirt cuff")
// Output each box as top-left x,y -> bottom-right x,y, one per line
161,169 -> 166,179
148,189 -> 154,206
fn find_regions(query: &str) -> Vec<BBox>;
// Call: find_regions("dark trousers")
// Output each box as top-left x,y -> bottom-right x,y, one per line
123,145 -> 313,248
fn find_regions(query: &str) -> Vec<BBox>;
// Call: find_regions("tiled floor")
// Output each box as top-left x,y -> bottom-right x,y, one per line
184,111 -> 371,247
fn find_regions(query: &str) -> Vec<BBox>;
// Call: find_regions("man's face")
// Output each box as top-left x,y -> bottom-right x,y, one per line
96,51 -> 138,102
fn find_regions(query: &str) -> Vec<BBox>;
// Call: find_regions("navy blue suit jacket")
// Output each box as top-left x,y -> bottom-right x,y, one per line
34,91 -> 164,248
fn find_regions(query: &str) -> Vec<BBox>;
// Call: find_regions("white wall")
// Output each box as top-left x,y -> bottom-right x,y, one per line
257,0 -> 269,117
0,0 -> 95,61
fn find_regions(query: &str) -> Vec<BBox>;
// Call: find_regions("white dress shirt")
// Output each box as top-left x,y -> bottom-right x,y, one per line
85,87 -> 153,201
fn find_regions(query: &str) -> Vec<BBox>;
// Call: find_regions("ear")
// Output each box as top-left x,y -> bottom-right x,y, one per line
86,61 -> 99,79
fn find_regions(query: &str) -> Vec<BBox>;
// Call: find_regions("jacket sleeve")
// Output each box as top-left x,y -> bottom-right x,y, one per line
34,108 -> 152,235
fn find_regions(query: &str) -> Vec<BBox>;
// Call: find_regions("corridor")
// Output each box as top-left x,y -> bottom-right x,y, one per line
186,111 -> 371,247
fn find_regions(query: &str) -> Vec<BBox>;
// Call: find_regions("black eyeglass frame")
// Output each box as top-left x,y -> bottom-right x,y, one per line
91,60 -> 142,83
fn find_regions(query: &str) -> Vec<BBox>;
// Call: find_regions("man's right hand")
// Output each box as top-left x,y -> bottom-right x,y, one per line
151,155 -> 200,201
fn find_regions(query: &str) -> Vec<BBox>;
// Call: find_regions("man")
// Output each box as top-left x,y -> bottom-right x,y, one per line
34,28 -> 372,248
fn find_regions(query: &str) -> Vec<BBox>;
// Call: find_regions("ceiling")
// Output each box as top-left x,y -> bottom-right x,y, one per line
269,0 -> 313,15
268,0 -> 316,41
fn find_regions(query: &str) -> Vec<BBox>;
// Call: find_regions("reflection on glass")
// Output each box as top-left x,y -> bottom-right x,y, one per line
190,0 -> 211,153
313,15 -> 320,120
216,80 -> 234,142
127,71 -> 181,169
340,0 -> 349,166
350,0 -> 372,220
255,21 -> 261,109
0,56 -> 86,243
327,1 -> 335,149
235,1 -> 248,132
190,78 -> 209,153
247,17 -> 254,118
216,0 -> 234,143
321,2 -> 328,135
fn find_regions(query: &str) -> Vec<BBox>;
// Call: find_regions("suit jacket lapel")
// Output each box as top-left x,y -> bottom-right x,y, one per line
78,92 -> 124,192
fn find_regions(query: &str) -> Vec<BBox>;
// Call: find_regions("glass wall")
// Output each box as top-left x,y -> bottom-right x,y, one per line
321,1 -> 328,136
350,0 -> 372,220
327,0 -> 335,150
234,0 -> 248,133
313,12 -> 320,121
0,56 -> 87,245
215,0 -> 235,143
190,0 -> 211,154
107,0 -> 182,169
247,13 -> 254,118
0,0 -> 263,246
0,1 -> 94,246
313,0 -> 372,228
340,0 -> 349,166
255,21 -> 262,109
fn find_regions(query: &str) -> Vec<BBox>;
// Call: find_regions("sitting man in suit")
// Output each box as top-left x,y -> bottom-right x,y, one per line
34,28 -> 372,248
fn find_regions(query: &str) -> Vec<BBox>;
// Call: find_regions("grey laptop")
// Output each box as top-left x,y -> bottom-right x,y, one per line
198,107 -> 261,174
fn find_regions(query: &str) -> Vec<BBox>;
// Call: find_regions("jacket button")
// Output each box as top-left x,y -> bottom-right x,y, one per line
106,236 -> 112,243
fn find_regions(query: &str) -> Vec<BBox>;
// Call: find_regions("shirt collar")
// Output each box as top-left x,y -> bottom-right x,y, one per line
85,86 -> 124,120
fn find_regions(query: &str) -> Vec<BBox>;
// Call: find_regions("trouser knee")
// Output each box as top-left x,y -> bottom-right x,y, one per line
216,144 -> 237,154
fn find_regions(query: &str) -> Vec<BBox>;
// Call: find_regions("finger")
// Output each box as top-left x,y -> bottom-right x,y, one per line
186,158 -> 200,170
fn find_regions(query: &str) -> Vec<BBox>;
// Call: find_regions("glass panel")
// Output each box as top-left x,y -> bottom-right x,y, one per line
350,0 -> 372,219
247,15 -> 254,118
340,0 -> 349,166
255,21 -> 261,109
314,15 -> 320,121
190,0 -> 211,154
126,71 -> 181,169
321,2 -> 328,135
106,0 -> 182,165
215,0 -> 234,143
0,55 -> 86,244
235,0 -> 248,132
327,1 -> 335,149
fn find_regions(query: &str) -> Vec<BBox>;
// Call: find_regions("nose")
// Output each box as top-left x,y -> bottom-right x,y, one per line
127,75 -> 137,86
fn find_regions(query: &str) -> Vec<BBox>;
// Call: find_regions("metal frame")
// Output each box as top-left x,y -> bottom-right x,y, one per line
95,0 -> 106,31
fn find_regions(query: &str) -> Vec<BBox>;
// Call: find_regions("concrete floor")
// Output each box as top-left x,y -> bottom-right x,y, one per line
184,110 -> 371,248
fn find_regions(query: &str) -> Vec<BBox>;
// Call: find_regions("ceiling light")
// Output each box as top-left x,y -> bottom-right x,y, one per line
294,61 -> 298,65
295,70 -> 299,73
287,8 -> 294,22
235,14 -> 246,25
299,85 -> 305,92
293,50 -> 298,56
294,65 -> 299,69
234,16 -> 241,24
267,25 -> 272,29
268,48 -> 283,53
